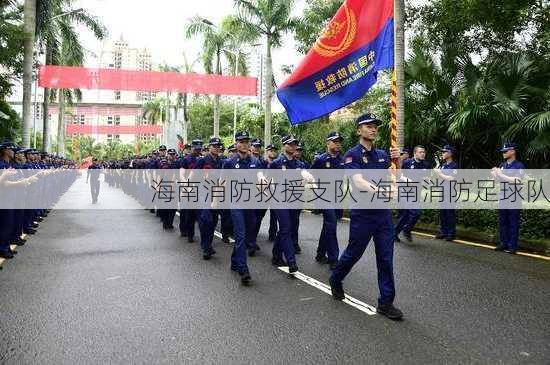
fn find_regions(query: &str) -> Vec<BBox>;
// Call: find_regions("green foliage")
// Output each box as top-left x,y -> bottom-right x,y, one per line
0,99 -> 21,142
0,0 -> 24,99
418,209 -> 550,243
293,0 -> 343,54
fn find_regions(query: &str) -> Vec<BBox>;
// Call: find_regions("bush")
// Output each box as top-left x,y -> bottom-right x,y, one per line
418,209 -> 550,242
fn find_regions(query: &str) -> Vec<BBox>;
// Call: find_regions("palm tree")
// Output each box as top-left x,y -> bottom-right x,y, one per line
142,97 -> 167,125
35,0 -> 106,152
234,0 -> 299,146
185,16 -> 239,137
22,0 -> 37,147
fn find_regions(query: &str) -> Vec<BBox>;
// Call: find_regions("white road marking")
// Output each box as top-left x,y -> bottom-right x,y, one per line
278,266 -> 377,316
106,276 -> 122,281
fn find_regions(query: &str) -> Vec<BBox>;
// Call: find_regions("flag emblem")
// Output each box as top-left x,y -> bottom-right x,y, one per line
313,3 -> 357,58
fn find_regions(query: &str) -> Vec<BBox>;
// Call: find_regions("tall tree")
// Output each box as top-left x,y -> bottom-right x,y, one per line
185,16 -> 235,137
35,0 -> 106,152
22,0 -> 37,147
234,0 -> 299,146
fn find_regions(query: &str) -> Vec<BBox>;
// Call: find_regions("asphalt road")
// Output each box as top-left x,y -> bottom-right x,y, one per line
0,183 -> 549,364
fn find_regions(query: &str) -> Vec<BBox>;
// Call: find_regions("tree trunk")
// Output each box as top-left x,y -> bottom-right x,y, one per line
264,34 -> 273,146
57,90 -> 65,156
183,93 -> 189,142
22,0 -> 37,147
42,42 -> 52,152
213,49 -> 222,137
394,0 -> 406,148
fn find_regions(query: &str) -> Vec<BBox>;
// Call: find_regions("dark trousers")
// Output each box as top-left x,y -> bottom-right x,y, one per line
499,209 -> 521,251
395,209 -> 422,236
90,180 -> 100,202
269,209 -> 278,239
220,209 -> 233,238
317,209 -> 339,263
180,209 -> 196,239
331,210 -> 396,306
230,209 -> 257,274
198,209 -> 218,253
0,209 -> 14,252
439,209 -> 456,237
272,209 -> 298,265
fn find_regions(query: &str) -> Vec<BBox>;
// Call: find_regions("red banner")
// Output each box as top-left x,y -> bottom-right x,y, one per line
39,65 -> 258,96
66,125 -> 162,135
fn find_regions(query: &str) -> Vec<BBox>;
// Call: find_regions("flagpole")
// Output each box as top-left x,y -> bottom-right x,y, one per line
393,0 -> 405,153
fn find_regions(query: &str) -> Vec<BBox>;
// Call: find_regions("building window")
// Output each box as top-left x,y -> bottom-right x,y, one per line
115,115 -> 121,125
115,91 -> 121,100
107,134 -> 113,143
107,116 -> 113,125
115,135 -> 120,140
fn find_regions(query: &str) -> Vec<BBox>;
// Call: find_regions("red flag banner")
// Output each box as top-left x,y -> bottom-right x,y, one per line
39,65 -> 258,96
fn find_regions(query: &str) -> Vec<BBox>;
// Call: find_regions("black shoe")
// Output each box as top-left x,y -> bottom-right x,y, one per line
35,217 -> 44,222
180,231 -> 187,237
240,271 -> 252,285
494,245 -> 506,252
203,252 -> 212,260
248,248 -> 256,257
315,255 -> 328,264
376,303 -> 403,320
15,238 -> 26,246
188,237 -> 195,243
445,236 -> 455,242
0,251 -> 15,259
328,261 -> 338,270
31,223 -> 39,229
403,231 -> 413,242
10,249 -> 17,255
504,249 -> 517,255
24,228 -> 36,235
294,245 -> 302,254
163,223 -> 174,230
329,277 -> 345,300
435,233 -> 445,239
271,257 -> 286,267
230,265 -> 239,272
268,235 -> 276,242
394,235 -> 401,243
222,235 -> 230,244
149,209 -> 155,214
288,263 -> 299,274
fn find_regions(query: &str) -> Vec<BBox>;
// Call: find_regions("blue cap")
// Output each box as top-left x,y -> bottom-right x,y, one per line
500,143 -> 517,152
440,145 -> 456,154
158,145 -> 167,151
281,135 -> 298,145
326,131 -> 343,142
0,141 -> 16,150
228,144 -> 236,152
297,143 -> 304,151
167,148 -> 177,154
191,139 -> 203,148
251,138 -> 263,147
208,137 -> 222,146
235,131 -> 251,141
400,148 -> 410,155
356,113 -> 382,127
266,144 -> 277,151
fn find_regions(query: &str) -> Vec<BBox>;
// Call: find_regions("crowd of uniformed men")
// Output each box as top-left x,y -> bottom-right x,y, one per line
1,113 -> 526,321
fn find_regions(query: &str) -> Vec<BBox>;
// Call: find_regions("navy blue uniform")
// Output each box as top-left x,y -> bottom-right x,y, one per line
223,155 -> 260,274
498,160 -> 525,252
395,158 -> 432,238
269,154 -> 300,266
439,161 -> 459,238
179,154 -> 201,240
330,144 -> 396,306
195,154 -> 223,255
87,164 -> 102,203
311,152 -> 344,264
0,160 -> 15,256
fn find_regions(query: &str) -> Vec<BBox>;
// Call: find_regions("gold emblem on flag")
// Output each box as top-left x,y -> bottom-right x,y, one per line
313,3 -> 357,58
